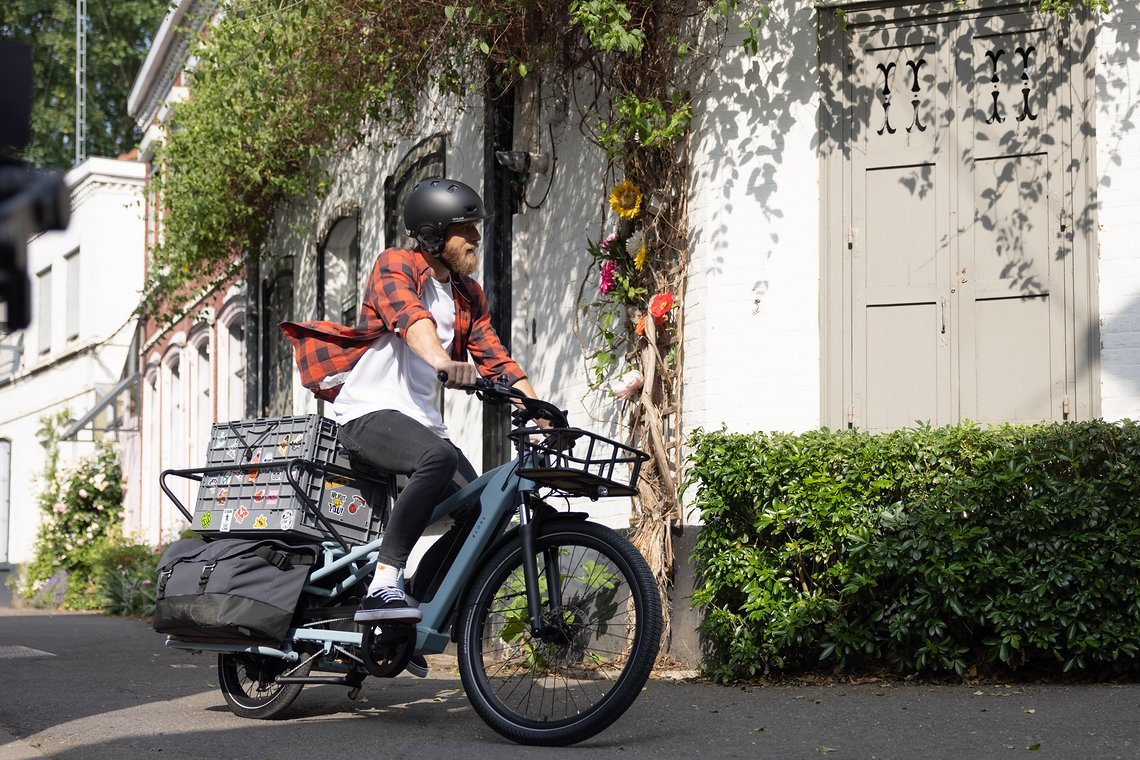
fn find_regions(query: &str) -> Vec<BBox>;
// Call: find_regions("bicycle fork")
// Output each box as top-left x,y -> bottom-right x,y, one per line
516,491 -> 566,637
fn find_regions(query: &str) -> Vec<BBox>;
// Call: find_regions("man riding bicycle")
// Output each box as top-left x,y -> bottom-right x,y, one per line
281,178 -> 542,623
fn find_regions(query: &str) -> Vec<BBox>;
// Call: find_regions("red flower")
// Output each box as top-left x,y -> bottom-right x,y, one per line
648,292 -> 674,321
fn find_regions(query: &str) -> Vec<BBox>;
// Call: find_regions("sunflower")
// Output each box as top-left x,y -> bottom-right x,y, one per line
628,229 -> 647,270
609,180 -> 643,219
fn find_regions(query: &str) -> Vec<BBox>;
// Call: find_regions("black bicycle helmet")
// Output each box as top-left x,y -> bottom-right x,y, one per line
403,178 -> 486,253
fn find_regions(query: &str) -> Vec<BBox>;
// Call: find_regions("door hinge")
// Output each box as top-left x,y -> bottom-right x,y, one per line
1059,209 -> 1070,232
1063,397 -> 1071,419
847,407 -> 856,427
847,229 -> 855,249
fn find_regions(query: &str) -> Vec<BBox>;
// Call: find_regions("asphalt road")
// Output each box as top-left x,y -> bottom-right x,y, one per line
0,609 -> 1138,759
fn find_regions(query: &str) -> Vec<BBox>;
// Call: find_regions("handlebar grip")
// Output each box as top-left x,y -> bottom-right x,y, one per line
437,370 -> 448,383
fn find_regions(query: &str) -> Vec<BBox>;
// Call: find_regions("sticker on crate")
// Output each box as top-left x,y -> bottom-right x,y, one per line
191,415 -> 390,545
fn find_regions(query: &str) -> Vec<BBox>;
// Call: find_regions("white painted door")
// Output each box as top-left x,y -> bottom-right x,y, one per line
832,2 -> 1091,431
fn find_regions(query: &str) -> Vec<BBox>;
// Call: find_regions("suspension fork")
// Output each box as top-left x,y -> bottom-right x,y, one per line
517,491 -> 565,633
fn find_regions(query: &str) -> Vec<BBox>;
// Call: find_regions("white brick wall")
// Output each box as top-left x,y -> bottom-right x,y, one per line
1096,6 -> 1140,421
685,0 -> 821,436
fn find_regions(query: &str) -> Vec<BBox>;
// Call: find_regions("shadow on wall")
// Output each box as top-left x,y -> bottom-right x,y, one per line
512,90 -> 619,418
695,0 -> 818,290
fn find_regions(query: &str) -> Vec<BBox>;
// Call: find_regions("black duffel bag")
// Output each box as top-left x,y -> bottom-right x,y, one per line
154,537 -> 318,643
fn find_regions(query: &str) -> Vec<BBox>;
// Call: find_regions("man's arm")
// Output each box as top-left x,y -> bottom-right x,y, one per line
404,318 -> 478,387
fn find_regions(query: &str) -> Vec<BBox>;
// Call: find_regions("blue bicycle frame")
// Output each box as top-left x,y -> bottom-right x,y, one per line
164,449 -> 542,663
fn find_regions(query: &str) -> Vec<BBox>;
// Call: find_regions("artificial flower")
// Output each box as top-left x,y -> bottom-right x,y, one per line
628,229 -> 647,270
609,180 -> 643,219
648,291 -> 675,320
599,259 -> 617,295
609,369 -> 644,400
600,232 -> 618,251
635,292 -> 675,337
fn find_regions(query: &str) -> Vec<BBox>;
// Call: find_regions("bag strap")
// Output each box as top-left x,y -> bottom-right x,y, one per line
251,544 -> 317,571
228,419 -> 281,464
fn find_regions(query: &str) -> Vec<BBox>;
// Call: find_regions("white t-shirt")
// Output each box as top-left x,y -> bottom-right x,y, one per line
333,277 -> 456,437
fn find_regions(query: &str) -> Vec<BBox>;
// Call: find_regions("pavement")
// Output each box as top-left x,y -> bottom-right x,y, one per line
1,609 -> 1138,759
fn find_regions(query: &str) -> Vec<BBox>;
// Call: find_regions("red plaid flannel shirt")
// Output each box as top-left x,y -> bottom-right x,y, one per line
280,248 -> 525,402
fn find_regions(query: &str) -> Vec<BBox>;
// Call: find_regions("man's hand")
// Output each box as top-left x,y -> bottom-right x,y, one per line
436,360 -> 478,388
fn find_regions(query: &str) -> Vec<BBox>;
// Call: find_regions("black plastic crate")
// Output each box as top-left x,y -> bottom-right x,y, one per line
191,415 -> 389,545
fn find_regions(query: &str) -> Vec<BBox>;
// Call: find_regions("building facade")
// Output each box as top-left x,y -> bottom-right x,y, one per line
0,157 -> 147,587
121,0 -> 1140,548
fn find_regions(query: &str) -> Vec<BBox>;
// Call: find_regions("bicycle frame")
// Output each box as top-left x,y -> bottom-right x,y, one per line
163,450 -> 548,663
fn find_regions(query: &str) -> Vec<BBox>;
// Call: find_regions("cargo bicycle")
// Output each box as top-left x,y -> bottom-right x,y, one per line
156,375 -> 662,746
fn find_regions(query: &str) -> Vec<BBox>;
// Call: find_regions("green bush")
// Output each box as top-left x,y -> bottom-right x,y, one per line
90,538 -> 163,618
686,420 -> 1140,682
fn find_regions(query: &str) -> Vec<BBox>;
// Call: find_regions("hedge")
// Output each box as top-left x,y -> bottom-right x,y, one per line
686,420 -> 1140,682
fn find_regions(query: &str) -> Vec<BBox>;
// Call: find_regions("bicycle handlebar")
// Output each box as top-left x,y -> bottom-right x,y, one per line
436,371 -> 570,429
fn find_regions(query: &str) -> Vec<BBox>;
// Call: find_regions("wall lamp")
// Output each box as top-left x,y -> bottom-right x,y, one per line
495,150 -> 551,176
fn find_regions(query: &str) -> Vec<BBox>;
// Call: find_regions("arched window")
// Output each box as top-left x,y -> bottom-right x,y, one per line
217,297 -> 246,422
140,364 -> 161,543
187,327 -> 213,469
319,216 -> 360,325
160,344 -> 187,531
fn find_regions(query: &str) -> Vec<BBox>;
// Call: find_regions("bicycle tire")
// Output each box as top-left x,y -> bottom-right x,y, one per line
217,651 -> 312,719
457,519 -> 662,746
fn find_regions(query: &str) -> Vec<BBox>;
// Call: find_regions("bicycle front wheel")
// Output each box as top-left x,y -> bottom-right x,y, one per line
457,519 -> 662,746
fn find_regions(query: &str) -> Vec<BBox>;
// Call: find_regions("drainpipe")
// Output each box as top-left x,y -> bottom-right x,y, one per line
482,83 -> 515,469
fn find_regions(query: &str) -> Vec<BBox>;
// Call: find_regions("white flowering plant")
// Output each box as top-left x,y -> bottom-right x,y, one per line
20,417 -> 133,610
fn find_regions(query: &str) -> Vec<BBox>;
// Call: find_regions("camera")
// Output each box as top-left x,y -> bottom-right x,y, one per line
0,42 -> 71,332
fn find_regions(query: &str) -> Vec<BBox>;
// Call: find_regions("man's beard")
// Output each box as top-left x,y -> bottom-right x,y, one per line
440,247 -> 478,277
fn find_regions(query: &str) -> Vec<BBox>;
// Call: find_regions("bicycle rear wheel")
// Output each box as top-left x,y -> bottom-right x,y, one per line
218,652 -> 312,719
457,519 -> 662,746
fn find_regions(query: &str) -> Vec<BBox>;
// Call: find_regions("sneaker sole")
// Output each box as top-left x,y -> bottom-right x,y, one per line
354,609 -> 423,623
405,656 -> 429,678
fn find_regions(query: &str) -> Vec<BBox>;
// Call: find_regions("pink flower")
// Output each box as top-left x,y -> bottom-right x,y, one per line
600,232 -> 618,251
53,503 -> 68,514
599,260 -> 617,295
609,369 -> 644,400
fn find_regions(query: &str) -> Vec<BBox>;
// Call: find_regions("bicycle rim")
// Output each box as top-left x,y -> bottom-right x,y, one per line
458,520 -> 661,745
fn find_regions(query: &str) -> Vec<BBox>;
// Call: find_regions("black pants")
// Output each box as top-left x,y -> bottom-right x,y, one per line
337,410 -> 477,568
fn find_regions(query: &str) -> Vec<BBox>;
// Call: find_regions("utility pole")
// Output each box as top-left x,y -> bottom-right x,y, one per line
75,0 -> 87,166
